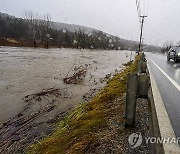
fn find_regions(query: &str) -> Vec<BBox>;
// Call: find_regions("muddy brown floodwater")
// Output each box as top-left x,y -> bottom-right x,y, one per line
0,46 -> 135,153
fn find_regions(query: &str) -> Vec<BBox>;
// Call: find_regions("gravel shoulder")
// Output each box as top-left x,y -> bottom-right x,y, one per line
85,96 -> 150,154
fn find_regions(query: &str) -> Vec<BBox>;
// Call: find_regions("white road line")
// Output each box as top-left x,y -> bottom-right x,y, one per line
147,62 -> 180,153
150,59 -> 180,92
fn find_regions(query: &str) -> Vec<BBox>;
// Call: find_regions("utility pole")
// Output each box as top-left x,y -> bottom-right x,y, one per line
141,38 -> 144,52
139,16 -> 147,54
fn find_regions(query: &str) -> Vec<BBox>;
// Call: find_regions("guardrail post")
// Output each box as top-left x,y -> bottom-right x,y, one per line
137,61 -> 147,74
137,74 -> 150,98
141,61 -> 147,73
125,73 -> 138,128
125,55 -> 149,128
141,52 -> 146,62
137,61 -> 142,74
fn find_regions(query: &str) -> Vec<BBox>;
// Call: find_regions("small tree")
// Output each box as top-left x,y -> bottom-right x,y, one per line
43,14 -> 52,49
24,11 -> 40,48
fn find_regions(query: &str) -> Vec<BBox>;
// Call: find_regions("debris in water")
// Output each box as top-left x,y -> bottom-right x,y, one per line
63,65 -> 87,84
24,87 -> 61,102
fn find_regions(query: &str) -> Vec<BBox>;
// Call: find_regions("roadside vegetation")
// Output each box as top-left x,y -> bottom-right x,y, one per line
28,56 -> 139,154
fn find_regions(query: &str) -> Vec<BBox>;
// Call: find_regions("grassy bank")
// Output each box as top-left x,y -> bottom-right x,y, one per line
28,56 -> 139,154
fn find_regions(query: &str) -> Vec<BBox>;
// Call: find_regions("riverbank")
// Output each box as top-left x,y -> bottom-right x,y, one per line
28,55 -> 150,153
0,38 -> 73,48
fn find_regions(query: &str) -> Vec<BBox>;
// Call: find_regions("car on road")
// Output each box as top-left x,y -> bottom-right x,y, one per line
167,47 -> 180,63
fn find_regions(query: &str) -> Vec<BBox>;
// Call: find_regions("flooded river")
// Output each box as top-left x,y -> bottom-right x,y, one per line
0,46 -> 135,125
0,46 -> 136,153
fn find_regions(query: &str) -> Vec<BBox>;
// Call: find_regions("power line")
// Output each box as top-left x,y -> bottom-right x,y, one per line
146,0 -> 149,16
144,32 -> 171,42
135,0 -> 147,18
135,0 -> 148,52
135,0 -> 141,24
135,0 -> 140,15
144,32 -> 172,42
143,0 -> 145,16
145,23 -> 174,42
143,34 -> 173,46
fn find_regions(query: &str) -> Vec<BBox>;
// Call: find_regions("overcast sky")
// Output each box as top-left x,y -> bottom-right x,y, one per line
0,0 -> 180,46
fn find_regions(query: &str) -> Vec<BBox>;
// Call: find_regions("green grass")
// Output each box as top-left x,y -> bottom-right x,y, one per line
28,56 -> 139,154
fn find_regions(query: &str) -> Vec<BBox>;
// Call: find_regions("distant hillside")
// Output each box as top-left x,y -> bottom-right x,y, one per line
46,20 -> 162,52
0,12 -> 95,34
0,12 -> 16,18
0,12 -> 161,52
52,22 -> 95,34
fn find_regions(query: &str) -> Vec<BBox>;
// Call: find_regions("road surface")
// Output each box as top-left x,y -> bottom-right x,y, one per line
146,52 -> 180,138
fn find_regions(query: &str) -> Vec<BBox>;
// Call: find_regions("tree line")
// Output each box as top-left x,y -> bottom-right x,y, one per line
0,12 -> 137,50
0,12 -> 162,52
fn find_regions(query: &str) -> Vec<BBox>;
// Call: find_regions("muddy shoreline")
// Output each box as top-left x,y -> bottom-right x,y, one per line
0,39 -> 73,48
0,86 -> 103,153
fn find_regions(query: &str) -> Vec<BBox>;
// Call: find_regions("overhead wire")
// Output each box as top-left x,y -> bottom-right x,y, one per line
144,32 -> 170,41
135,0 -> 151,46
135,0 -> 141,25
146,0 -> 149,16
144,33 -> 174,46
135,0 -> 147,19
135,0 -> 140,15
145,23 -> 174,42
143,0 -> 145,16
135,0 -> 176,46
137,0 -> 171,45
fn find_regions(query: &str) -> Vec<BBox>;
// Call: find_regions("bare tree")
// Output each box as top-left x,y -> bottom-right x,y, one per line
24,11 -> 40,48
43,14 -> 52,49
24,11 -> 52,48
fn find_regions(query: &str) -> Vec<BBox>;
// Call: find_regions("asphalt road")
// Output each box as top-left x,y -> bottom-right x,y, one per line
146,52 -> 180,138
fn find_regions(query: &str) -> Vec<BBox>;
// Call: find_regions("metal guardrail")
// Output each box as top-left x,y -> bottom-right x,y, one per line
125,53 -> 180,154
125,53 -> 150,127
